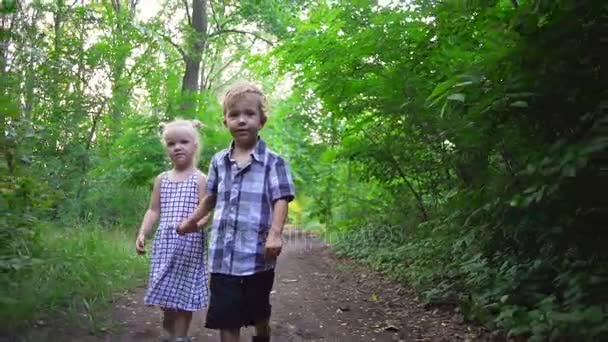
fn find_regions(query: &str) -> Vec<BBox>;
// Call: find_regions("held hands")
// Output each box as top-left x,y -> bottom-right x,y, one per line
264,230 -> 283,261
135,233 -> 146,255
176,218 -> 198,235
176,214 -> 210,235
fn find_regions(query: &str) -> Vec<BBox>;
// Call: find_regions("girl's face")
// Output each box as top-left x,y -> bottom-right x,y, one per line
163,127 -> 197,168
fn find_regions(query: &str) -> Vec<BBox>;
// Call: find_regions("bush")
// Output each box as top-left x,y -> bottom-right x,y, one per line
0,222 -> 148,332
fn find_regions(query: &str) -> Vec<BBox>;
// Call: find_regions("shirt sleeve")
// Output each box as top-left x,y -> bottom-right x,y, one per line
269,156 -> 295,203
206,156 -> 219,195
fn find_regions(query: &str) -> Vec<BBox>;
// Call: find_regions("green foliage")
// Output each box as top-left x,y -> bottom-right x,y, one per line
1,0 -> 293,331
0,223 -> 147,331
270,0 -> 608,340
0,0 -> 16,14
3,0 -> 606,339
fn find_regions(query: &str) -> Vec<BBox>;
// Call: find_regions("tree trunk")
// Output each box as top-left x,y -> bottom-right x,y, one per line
75,0 -> 90,203
180,0 -> 207,116
109,0 -> 137,138
52,0 -> 64,117
1,9 -> 18,176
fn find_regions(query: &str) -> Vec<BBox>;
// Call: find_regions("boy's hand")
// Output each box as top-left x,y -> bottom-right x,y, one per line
265,231 -> 283,260
135,233 -> 145,254
176,219 -> 198,235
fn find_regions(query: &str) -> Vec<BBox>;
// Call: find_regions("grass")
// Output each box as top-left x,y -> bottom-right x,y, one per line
1,222 -> 148,333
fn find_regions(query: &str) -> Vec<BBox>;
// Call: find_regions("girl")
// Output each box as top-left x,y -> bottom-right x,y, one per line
135,119 -> 209,342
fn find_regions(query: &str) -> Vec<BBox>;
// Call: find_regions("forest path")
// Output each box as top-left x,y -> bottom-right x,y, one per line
15,229 -> 490,342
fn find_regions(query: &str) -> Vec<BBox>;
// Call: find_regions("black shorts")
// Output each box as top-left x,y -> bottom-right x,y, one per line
205,269 -> 275,330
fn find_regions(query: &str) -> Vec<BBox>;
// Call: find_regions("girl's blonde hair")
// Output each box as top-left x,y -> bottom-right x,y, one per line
222,81 -> 268,123
159,118 -> 204,164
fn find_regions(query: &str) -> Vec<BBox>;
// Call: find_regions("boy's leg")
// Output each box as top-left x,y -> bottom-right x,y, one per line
205,273 -> 246,337
220,329 -> 240,342
254,319 -> 271,339
174,310 -> 193,338
245,269 -> 275,341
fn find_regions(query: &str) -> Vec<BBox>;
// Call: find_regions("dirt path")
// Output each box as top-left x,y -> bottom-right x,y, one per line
14,229 -> 491,341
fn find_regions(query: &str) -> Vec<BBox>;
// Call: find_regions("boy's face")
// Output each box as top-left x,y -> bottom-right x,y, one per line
224,93 -> 265,146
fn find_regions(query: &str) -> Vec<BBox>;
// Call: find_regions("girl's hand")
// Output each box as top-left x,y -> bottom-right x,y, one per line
176,219 -> 198,235
135,233 -> 146,254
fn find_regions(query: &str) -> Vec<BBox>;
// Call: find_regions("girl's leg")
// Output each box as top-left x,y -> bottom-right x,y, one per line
162,308 -> 177,339
174,310 -> 193,338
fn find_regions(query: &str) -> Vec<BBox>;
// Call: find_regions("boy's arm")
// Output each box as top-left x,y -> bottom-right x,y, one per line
177,157 -> 219,235
195,172 -> 212,229
265,156 -> 296,260
269,199 -> 289,237
176,194 -> 216,235
265,199 -> 289,260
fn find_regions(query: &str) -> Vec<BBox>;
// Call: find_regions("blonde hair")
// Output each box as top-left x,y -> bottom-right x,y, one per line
222,81 -> 268,122
159,118 -> 204,164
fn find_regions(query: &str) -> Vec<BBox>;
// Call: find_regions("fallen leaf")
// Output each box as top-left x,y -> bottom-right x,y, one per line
383,320 -> 399,332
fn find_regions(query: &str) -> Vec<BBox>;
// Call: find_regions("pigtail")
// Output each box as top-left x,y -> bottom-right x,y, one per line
191,119 -> 205,130
158,122 -> 167,135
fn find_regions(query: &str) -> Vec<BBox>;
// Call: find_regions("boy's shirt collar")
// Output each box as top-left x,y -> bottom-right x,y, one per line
224,136 -> 267,164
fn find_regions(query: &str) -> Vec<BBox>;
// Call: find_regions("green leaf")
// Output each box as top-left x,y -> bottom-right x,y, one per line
447,93 -> 465,102
426,79 -> 456,106
510,101 -> 528,108
0,0 -> 17,14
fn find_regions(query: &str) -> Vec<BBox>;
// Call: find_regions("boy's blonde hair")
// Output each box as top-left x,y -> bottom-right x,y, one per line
159,118 -> 204,164
222,81 -> 268,123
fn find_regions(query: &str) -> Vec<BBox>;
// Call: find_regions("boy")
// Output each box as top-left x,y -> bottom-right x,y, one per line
177,81 -> 295,342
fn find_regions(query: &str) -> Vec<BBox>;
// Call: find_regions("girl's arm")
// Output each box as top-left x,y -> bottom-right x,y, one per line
136,175 -> 161,253
196,171 -> 211,229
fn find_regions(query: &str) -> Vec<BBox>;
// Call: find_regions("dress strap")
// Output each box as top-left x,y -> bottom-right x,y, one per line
190,171 -> 198,182
160,171 -> 170,184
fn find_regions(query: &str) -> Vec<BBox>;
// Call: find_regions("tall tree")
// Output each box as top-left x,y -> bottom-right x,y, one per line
180,0 -> 207,115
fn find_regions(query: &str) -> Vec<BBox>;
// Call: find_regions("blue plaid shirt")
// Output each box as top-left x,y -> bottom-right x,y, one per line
206,138 -> 295,276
